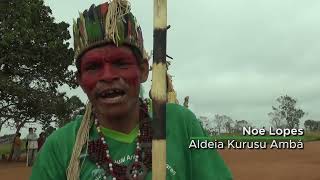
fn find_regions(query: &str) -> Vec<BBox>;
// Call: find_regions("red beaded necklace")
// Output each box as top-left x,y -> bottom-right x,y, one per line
88,100 -> 152,180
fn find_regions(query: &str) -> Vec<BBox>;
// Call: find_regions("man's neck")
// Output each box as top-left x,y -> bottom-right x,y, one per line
96,104 -> 140,134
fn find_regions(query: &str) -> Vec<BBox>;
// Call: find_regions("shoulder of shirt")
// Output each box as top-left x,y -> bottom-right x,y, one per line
166,103 -> 197,118
166,103 -> 200,127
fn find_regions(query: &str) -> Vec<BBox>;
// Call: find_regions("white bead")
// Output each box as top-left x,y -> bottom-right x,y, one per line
101,137 -> 105,141
102,140 -> 106,144
103,176 -> 107,180
109,167 -> 113,171
109,163 -> 112,167
135,158 -> 138,162
133,174 -> 137,178
112,177 -> 116,180
97,165 -> 100,169
106,150 -> 109,153
136,142 -> 140,146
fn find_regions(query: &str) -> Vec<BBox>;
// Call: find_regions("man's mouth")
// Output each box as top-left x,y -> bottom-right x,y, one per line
99,89 -> 125,98
96,88 -> 127,104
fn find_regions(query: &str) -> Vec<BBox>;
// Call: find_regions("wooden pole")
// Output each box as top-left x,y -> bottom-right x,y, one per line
151,0 -> 167,179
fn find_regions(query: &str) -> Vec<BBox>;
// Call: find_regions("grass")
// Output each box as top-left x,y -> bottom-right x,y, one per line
0,143 -> 11,155
0,140 -> 27,156
304,131 -> 320,142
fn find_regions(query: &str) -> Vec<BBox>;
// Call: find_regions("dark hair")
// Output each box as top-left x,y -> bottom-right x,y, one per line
29,128 -> 33,131
17,132 -> 21,137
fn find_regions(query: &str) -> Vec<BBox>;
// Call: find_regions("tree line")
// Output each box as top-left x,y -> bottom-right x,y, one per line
199,95 -> 319,135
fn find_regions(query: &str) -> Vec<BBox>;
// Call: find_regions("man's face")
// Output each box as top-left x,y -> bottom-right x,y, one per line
78,45 -> 148,119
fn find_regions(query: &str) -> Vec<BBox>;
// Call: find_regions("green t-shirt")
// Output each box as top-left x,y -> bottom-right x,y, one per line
30,103 -> 232,180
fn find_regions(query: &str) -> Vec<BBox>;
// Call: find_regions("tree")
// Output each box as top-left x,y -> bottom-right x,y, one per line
268,108 -> 286,129
304,120 -> 320,132
213,114 -> 233,134
198,116 -> 218,135
214,114 -> 224,134
0,0 -> 75,133
53,95 -> 85,127
223,115 -> 234,133
234,120 -> 251,133
269,95 -> 305,129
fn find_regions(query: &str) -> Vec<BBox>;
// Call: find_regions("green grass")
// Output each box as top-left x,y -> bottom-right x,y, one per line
304,131 -> 320,142
0,143 -> 12,155
0,140 -> 27,155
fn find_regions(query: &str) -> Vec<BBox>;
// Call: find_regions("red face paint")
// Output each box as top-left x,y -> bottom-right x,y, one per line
79,45 -> 140,93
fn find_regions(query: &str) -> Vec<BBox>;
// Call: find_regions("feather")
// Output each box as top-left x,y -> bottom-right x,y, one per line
98,3 -> 109,37
114,18 -> 123,44
79,12 -> 88,46
85,5 -> 103,43
73,19 -> 81,55
105,0 -> 130,45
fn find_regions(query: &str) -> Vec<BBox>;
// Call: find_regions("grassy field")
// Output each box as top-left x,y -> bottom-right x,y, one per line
0,143 -> 12,155
304,131 -> 320,141
0,140 -> 26,156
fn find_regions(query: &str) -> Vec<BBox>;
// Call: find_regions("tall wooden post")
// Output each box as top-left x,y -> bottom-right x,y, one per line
151,0 -> 167,179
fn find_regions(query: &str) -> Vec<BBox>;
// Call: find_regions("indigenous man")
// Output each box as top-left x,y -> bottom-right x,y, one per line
31,0 -> 232,179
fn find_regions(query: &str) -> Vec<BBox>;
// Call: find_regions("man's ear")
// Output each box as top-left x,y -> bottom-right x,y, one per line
140,59 -> 149,83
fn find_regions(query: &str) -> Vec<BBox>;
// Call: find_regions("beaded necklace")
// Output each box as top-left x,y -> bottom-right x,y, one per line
88,101 -> 152,180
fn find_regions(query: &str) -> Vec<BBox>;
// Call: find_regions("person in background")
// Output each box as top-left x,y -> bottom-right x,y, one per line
37,132 -> 46,152
12,132 -> 22,161
26,128 -> 38,166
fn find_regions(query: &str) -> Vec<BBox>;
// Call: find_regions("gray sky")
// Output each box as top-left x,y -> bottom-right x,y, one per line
37,0 -> 320,130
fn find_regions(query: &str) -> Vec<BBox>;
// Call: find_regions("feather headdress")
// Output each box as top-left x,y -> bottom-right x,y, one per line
73,0 -> 144,66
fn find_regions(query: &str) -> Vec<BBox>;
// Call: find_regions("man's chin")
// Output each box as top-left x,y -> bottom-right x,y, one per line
92,96 -> 138,118
95,102 -> 129,118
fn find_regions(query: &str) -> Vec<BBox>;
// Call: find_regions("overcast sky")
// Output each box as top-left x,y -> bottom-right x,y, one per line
44,0 -> 320,129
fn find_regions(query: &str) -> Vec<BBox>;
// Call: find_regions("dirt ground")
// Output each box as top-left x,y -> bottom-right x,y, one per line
0,161 -> 31,179
0,141 -> 319,180
219,141 -> 320,180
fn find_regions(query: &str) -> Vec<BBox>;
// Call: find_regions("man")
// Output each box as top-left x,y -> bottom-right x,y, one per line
26,128 -> 38,166
31,0 -> 232,179
37,132 -> 46,152
12,132 -> 22,161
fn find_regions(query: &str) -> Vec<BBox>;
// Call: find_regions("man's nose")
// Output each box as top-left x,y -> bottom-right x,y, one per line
99,64 -> 120,82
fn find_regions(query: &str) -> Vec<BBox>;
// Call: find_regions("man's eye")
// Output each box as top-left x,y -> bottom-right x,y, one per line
85,63 -> 100,71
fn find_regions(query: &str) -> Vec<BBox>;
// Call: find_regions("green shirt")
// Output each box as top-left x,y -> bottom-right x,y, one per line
30,103 -> 232,180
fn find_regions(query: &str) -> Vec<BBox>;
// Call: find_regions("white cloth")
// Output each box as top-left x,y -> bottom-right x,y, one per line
26,133 -> 38,149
